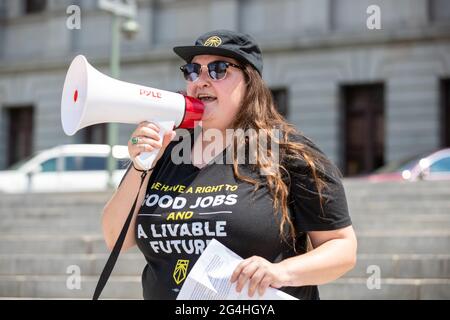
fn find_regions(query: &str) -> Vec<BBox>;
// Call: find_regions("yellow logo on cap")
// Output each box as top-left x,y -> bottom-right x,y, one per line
173,259 -> 189,285
203,36 -> 222,47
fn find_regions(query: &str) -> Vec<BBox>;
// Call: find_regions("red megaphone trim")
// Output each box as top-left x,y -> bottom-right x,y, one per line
178,95 -> 204,129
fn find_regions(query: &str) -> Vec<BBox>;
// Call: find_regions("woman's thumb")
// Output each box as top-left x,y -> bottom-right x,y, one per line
162,130 -> 176,148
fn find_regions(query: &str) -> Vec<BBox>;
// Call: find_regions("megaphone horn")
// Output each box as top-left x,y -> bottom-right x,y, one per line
61,55 -> 204,170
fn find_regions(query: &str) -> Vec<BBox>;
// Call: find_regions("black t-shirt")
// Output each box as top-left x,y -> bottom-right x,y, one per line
133,129 -> 351,300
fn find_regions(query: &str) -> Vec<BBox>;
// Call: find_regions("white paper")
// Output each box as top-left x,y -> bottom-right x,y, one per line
176,239 -> 298,300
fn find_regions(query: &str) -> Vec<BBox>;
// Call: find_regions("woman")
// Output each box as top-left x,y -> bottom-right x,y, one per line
101,30 -> 357,300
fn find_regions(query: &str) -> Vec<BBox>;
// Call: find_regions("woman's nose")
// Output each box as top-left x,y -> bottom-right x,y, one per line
187,73 -> 209,96
195,66 -> 211,87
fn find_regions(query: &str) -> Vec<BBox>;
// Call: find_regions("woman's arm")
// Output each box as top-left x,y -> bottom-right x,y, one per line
101,166 -> 152,252
230,225 -> 357,297
101,122 -> 176,252
280,225 -> 357,286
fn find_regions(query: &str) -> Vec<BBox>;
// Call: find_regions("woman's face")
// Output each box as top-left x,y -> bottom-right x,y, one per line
186,55 -> 246,131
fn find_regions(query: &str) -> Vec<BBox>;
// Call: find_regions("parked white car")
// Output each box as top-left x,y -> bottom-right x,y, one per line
0,144 -> 130,193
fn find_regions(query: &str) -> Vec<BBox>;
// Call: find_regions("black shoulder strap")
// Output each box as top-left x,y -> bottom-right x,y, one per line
93,169 -> 148,300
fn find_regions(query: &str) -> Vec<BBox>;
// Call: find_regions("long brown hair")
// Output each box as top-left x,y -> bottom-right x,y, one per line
229,65 -> 336,252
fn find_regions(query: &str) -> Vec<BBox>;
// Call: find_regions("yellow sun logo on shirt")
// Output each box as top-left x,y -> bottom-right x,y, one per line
173,259 -> 189,285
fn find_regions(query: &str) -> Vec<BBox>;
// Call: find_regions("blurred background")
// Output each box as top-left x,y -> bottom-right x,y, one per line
0,0 -> 449,299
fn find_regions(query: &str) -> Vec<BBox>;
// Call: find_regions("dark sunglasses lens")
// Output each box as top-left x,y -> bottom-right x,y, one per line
208,61 -> 228,80
182,64 -> 200,81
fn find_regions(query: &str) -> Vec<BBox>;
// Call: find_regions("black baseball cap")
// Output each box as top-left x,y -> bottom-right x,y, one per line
173,30 -> 263,76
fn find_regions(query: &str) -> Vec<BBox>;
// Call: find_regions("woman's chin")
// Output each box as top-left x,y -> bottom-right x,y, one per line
201,105 -> 215,121
199,117 -> 217,130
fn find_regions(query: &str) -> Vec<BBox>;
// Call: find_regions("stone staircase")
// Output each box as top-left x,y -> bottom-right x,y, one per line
0,180 -> 449,299
320,180 -> 450,299
0,192 -> 145,299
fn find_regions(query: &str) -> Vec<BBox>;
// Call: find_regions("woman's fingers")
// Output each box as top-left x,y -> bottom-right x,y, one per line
230,256 -> 285,297
129,144 -> 156,158
133,137 -> 163,149
128,122 -> 177,170
128,122 -> 161,155
161,130 -> 176,148
258,274 -> 272,296
247,269 -> 266,297
230,258 -> 252,283
234,262 -> 259,293
135,126 -> 161,142
138,121 -> 160,133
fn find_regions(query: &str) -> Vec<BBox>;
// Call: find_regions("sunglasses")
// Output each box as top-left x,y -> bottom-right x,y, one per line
180,60 -> 243,82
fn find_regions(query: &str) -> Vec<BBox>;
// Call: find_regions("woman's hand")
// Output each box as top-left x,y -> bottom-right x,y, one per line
128,121 -> 176,170
230,256 -> 291,297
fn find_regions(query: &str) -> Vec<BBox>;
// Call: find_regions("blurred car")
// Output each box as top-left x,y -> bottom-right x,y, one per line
365,148 -> 450,182
0,144 -> 130,193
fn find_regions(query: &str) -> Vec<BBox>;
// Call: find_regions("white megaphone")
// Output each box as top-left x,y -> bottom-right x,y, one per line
61,55 -> 204,170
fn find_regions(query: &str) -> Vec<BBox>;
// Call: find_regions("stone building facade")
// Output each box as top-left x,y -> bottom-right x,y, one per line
0,0 -> 449,175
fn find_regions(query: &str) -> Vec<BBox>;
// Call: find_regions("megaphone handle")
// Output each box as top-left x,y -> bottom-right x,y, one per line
134,120 -> 175,171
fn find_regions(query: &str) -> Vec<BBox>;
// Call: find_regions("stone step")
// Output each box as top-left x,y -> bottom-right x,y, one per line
351,216 -> 450,231
0,218 -> 103,234
0,194 -> 450,211
0,235 -> 140,255
346,254 -> 450,279
343,179 -> 450,190
1,198 -> 449,218
0,253 -> 448,279
356,231 -> 450,254
0,253 -> 146,276
0,217 -> 450,238
348,201 -> 450,212
350,208 -> 450,215
0,192 -> 113,209
0,275 -> 142,299
346,194 -> 450,202
343,183 -> 450,193
0,275 -> 448,299
345,192 -> 450,199
0,206 -> 105,218
346,194 -> 450,203
349,207 -> 450,220
3,200 -> 450,217
2,211 -> 449,234
6,201 -> 450,214
0,231 -> 448,255
2,209 -> 447,235
1,221 -> 448,237
3,196 -> 450,212
0,182 -> 449,208
319,278 -> 450,300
